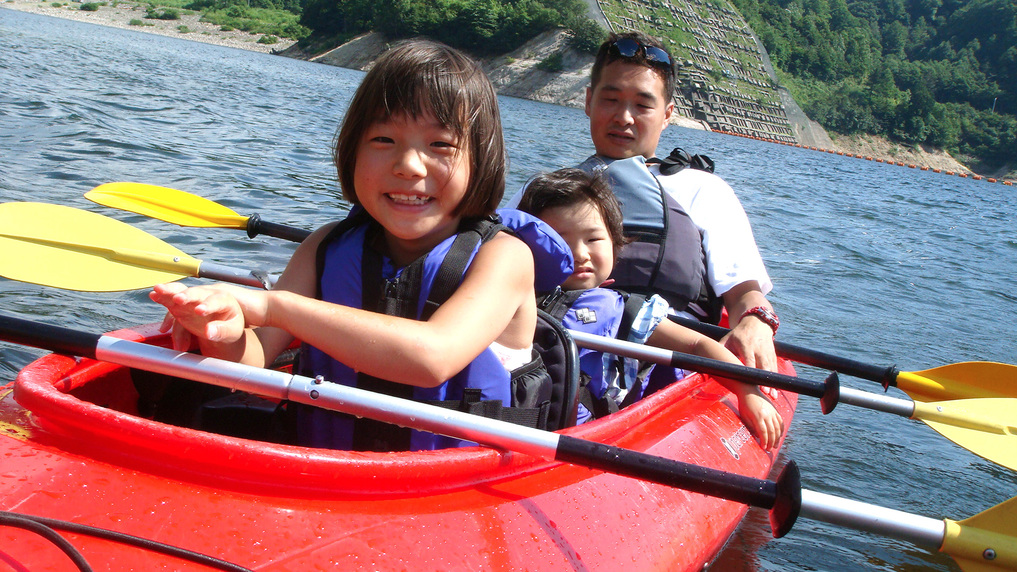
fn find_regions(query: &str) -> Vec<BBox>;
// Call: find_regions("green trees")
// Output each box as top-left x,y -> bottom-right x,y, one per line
730,0 -> 1016,167
299,0 -> 597,55
293,0 -> 1011,167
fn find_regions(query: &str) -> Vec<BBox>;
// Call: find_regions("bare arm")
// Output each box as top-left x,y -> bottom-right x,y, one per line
720,281 -> 778,372
153,230 -> 535,388
265,232 -> 535,386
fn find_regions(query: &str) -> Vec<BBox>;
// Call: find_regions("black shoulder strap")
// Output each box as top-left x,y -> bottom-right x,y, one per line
615,291 -> 647,342
656,147 -> 715,176
313,208 -> 371,300
354,222 -> 415,451
422,216 -> 505,319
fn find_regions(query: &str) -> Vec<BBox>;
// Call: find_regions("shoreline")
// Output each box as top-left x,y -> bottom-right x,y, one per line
5,1 -> 1012,183
1,0 -> 297,53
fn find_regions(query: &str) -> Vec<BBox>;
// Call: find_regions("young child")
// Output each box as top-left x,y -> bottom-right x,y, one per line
150,40 -> 556,451
518,168 -> 784,450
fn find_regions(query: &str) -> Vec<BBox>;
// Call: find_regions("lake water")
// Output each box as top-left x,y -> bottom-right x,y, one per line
2,9 -> 1015,571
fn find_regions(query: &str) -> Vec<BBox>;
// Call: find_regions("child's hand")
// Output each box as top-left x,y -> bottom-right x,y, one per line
735,387 -> 784,451
150,283 -> 249,350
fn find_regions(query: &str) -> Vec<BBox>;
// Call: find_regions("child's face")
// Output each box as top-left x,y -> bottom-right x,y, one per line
354,111 -> 470,261
538,200 -> 614,291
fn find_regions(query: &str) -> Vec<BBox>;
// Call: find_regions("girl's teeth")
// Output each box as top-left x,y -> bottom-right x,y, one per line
389,193 -> 431,205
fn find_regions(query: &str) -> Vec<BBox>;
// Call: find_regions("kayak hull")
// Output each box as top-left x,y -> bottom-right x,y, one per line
0,324 -> 798,570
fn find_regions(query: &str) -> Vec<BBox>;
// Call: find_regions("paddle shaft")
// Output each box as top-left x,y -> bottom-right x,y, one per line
568,330 -> 842,414
669,315 -> 900,387
570,330 -> 1017,437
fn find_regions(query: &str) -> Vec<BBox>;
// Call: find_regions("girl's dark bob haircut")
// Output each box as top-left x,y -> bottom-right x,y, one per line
333,40 -> 506,218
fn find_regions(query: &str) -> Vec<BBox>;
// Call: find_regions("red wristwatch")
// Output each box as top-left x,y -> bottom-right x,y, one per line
741,306 -> 779,335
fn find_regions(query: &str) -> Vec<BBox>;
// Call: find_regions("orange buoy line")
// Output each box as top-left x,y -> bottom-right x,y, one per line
710,129 -> 1015,186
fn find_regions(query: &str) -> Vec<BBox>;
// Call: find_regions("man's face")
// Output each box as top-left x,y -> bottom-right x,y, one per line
585,60 -> 674,160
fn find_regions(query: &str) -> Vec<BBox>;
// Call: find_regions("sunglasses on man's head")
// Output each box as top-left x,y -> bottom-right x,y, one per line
608,38 -> 673,71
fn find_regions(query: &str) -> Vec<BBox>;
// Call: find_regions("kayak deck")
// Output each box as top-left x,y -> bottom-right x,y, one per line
0,324 -> 798,570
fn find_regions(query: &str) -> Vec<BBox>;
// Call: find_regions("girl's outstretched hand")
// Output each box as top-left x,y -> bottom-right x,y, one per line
736,387 -> 785,451
150,283 -> 250,351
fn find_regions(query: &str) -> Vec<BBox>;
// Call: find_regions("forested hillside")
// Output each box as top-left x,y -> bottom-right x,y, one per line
291,0 -> 1013,169
728,0 -> 1015,168
297,0 -> 603,55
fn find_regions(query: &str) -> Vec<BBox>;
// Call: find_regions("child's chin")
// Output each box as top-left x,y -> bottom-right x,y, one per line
563,278 -> 598,291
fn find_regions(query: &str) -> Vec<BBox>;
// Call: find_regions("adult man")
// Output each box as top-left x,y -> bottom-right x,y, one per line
580,31 -> 779,371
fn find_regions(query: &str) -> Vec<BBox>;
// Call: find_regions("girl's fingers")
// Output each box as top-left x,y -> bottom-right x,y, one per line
768,413 -> 784,449
158,311 -> 175,333
152,282 -> 186,296
171,321 -> 193,351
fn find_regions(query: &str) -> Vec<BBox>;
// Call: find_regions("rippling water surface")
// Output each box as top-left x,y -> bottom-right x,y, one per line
2,9 -> 1015,571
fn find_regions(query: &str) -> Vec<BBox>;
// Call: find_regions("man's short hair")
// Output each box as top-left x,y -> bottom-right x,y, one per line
591,31 -> 676,104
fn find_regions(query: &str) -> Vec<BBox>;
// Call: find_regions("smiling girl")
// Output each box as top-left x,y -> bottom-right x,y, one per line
150,41 -> 553,451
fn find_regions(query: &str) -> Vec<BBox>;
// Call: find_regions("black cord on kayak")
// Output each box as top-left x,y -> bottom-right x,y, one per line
0,510 -> 253,572
0,512 -> 93,571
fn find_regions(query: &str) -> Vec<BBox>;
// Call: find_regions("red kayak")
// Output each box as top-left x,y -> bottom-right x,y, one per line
0,323 -> 797,571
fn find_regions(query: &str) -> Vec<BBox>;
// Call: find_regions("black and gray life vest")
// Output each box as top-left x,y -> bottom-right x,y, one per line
578,148 -> 723,323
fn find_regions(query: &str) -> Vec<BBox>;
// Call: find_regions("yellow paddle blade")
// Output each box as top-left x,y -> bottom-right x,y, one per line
86,182 -> 249,229
0,202 -> 200,292
914,399 -> 1017,471
941,496 -> 1017,572
899,362 -> 1017,402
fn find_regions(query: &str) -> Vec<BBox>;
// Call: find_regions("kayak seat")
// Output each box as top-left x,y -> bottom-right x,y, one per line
130,319 -> 580,442
132,349 -> 299,444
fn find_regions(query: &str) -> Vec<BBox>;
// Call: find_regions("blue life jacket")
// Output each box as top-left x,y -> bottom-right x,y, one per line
578,151 -> 722,323
297,208 -> 573,451
540,287 -> 651,422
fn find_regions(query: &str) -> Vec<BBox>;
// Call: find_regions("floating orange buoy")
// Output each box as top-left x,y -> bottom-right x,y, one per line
876,158 -> 884,163
865,156 -> 873,160
973,175 -> 982,180
945,171 -> 954,175
988,178 -> 997,183
921,166 -> 929,171
933,169 -> 942,173
908,164 -> 916,168
959,173 -> 968,177
1004,181 -> 1013,186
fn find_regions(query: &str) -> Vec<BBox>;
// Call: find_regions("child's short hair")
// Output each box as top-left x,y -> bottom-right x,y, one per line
517,168 -> 627,261
591,31 -> 676,105
333,40 -> 505,218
